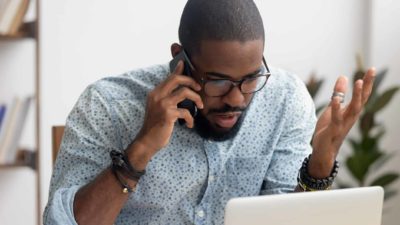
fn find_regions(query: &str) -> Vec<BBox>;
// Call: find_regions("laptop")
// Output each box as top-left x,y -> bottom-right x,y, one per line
224,186 -> 384,225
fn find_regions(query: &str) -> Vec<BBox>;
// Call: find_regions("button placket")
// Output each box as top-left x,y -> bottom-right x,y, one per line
194,206 -> 206,224
197,209 -> 205,218
193,140 -> 218,223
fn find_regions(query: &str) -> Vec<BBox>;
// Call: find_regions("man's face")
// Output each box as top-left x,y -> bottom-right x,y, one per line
190,39 -> 264,141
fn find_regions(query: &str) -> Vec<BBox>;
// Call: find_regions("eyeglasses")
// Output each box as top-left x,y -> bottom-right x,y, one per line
201,57 -> 270,97
185,52 -> 271,97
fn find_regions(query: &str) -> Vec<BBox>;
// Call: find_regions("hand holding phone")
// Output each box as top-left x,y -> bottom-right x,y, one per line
134,54 -> 203,155
169,50 -> 198,125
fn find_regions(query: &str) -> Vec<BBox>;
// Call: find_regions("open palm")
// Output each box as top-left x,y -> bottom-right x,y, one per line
308,68 -> 376,178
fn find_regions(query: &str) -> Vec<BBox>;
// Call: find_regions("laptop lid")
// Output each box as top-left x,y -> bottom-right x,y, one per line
224,186 -> 384,225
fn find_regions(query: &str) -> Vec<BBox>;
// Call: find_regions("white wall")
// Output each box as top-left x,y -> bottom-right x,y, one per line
0,0 -> 391,224
369,1 -> 400,224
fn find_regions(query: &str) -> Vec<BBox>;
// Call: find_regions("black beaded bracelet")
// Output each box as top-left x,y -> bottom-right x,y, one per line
297,154 -> 339,191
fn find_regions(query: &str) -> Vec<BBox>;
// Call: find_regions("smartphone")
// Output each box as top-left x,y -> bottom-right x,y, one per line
169,50 -> 198,125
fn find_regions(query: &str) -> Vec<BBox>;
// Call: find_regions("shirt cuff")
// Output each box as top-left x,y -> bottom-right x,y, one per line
43,185 -> 81,225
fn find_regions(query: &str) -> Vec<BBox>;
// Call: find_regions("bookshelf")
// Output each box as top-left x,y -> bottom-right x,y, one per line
0,161 -> 35,169
0,21 -> 36,40
0,0 -> 41,224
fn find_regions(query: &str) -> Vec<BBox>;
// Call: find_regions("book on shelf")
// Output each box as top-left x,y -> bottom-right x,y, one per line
0,96 -> 32,164
0,104 -> 6,128
0,0 -> 30,36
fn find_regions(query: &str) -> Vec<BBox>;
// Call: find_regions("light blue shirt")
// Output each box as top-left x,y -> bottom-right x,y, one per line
44,64 -> 316,225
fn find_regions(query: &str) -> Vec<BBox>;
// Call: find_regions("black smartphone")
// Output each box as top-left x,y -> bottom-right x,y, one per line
169,50 -> 198,125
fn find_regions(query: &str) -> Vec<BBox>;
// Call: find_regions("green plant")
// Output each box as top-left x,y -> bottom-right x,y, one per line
306,56 -> 399,201
305,72 -> 327,115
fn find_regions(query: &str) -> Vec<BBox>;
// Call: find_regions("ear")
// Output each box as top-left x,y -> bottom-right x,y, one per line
171,43 -> 183,58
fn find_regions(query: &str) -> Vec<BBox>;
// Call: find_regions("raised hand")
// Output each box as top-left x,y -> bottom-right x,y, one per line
308,68 -> 376,178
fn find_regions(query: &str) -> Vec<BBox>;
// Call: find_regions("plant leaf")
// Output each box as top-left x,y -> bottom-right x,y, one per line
364,69 -> 388,110
370,173 -> 399,187
369,87 -> 400,113
359,135 -> 380,153
359,112 -> 375,135
306,74 -> 324,99
371,69 -> 388,94
373,129 -> 386,140
384,189 -> 398,201
347,138 -> 362,154
353,70 -> 365,87
371,153 -> 394,171
335,181 -> 352,189
346,151 -> 383,185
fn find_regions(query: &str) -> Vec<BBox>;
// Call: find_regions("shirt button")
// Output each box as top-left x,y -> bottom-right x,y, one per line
209,175 -> 215,182
197,210 -> 205,218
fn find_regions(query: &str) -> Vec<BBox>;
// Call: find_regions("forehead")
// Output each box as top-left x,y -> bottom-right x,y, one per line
191,40 -> 264,79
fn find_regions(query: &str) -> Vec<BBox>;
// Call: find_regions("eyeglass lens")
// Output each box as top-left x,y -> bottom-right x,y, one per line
204,75 -> 268,97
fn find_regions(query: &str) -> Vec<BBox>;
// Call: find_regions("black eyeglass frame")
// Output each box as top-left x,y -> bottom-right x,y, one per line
183,51 -> 271,97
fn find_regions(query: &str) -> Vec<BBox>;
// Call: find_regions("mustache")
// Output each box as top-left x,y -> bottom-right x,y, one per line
208,104 -> 246,114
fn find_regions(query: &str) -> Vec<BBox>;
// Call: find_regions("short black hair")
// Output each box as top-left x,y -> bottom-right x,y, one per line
179,0 -> 265,56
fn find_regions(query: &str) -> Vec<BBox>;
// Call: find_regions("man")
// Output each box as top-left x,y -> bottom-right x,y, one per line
44,0 -> 375,224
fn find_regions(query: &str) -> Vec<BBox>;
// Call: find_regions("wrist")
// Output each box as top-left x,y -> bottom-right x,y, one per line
125,138 -> 155,171
297,154 -> 339,191
308,153 -> 335,179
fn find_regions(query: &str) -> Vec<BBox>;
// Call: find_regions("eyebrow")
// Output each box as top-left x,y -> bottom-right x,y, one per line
205,68 -> 262,79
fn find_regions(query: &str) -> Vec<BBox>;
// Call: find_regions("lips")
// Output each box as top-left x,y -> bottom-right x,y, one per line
213,112 -> 241,128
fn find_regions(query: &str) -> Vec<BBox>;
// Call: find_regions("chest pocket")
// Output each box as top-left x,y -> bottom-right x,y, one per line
223,156 -> 266,197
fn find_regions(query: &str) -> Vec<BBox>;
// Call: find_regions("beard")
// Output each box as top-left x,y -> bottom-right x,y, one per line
193,104 -> 248,142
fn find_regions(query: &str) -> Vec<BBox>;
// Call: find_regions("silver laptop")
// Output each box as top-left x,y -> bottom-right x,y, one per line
225,186 -> 384,225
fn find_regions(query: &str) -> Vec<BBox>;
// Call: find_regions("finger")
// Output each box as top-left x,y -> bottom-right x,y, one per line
173,60 -> 184,76
330,75 -> 348,106
155,60 -> 197,98
331,95 -> 343,126
315,76 -> 347,131
344,79 -> 363,121
169,87 -> 204,109
361,67 -> 376,104
314,105 -> 331,132
174,108 -> 194,128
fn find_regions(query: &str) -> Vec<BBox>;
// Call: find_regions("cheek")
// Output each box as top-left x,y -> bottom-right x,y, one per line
243,93 -> 253,105
199,93 -> 221,115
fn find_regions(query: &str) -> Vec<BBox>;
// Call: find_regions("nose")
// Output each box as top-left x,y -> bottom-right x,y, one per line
221,85 -> 246,108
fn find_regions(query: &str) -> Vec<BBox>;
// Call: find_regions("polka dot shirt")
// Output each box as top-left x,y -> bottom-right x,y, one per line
44,64 -> 316,225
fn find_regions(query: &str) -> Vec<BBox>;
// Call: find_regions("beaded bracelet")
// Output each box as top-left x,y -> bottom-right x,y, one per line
297,154 -> 339,191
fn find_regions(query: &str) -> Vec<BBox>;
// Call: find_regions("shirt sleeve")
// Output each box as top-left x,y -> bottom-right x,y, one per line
260,74 -> 317,195
43,83 -> 122,224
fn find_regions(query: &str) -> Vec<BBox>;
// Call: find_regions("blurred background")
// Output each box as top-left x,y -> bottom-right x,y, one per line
0,0 -> 399,224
